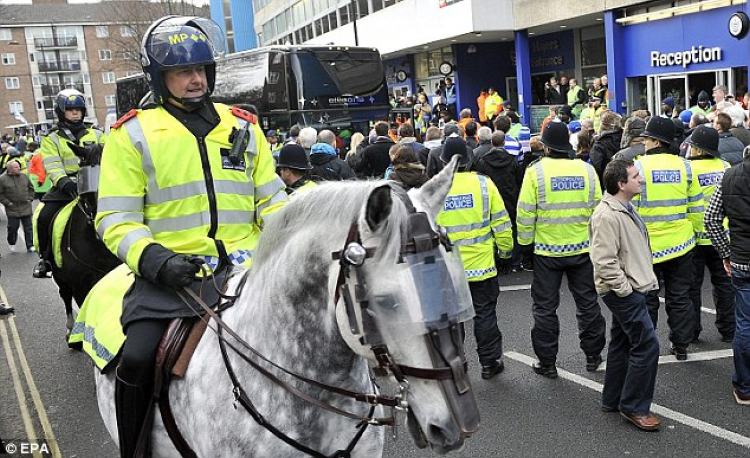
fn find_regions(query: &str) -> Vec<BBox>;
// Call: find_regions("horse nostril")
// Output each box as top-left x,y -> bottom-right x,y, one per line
428,423 -> 454,446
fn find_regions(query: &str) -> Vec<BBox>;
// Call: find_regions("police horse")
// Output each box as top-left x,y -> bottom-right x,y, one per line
47,160 -> 121,342
93,159 -> 481,456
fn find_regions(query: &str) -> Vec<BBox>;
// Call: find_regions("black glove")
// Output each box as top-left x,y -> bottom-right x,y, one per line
68,143 -> 103,165
496,256 -> 512,275
58,177 -> 78,197
157,255 -> 204,289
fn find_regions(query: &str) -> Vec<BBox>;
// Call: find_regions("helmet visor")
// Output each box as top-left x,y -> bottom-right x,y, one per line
143,16 -> 226,67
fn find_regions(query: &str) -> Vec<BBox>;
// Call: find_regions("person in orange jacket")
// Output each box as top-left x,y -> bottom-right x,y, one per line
477,89 -> 489,125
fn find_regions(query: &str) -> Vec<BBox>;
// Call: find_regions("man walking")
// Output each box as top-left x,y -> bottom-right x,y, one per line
436,136 -> 514,379
590,159 -> 661,431
0,160 -> 35,252
633,117 -> 704,360
705,148 -> 750,405
517,121 -> 606,378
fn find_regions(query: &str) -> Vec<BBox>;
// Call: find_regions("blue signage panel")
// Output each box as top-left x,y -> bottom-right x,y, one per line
619,5 -> 750,77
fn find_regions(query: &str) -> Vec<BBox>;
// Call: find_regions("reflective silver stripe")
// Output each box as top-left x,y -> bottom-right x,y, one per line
634,160 -> 647,203
255,179 -> 285,199
215,180 -> 254,196
491,220 -> 512,232
117,228 -> 152,260
444,220 -> 490,233
147,210 -> 254,234
49,132 -> 60,148
518,201 -> 536,212
518,231 -> 534,239
517,217 -> 536,226
257,189 -> 287,212
124,118 -> 159,198
537,215 -> 590,224
146,181 -> 206,205
637,198 -> 687,208
687,194 -> 704,203
687,205 -> 705,213
586,164 -> 596,204
453,231 -> 493,246
539,201 -> 592,210
490,209 -> 508,221
96,212 -> 144,238
641,213 -> 686,223
534,162 -> 546,204
683,158 -> 693,183
98,196 -> 144,212
63,158 -> 79,167
478,175 -> 490,222
42,157 -> 62,166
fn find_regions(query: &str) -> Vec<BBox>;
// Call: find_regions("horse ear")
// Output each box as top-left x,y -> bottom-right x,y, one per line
413,156 -> 458,220
365,184 -> 393,231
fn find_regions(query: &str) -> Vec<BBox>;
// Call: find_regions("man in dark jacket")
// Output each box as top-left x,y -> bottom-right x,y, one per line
0,160 -> 34,252
715,112 -> 744,165
473,126 -> 493,160
309,142 -> 355,180
590,111 -> 623,189
613,117 -> 646,162
357,121 -> 395,178
472,131 -> 522,271
426,123 -> 474,177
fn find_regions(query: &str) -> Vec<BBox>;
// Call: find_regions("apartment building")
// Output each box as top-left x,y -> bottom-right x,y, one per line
0,0 -> 206,134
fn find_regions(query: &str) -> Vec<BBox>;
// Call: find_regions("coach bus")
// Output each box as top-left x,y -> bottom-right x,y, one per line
115,45 -> 390,133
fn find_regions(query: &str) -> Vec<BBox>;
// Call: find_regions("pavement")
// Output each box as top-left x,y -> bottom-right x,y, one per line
0,222 -> 749,457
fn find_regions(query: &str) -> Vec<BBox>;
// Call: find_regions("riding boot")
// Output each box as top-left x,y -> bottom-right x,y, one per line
115,370 -> 151,458
32,259 -> 52,278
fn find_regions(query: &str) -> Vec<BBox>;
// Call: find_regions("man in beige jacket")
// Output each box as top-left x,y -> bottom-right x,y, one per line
589,158 -> 661,432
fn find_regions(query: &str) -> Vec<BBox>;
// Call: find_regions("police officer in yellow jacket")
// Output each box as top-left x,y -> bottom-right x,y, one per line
95,17 -> 287,457
517,121 -> 606,378
33,89 -> 105,277
633,117 -> 704,360
276,143 -> 318,195
436,136 -> 513,379
685,126 -> 735,342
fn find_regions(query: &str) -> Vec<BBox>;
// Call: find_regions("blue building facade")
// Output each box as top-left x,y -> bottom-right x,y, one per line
210,0 -> 257,53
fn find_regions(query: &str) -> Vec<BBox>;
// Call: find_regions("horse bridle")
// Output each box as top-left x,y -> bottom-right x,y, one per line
173,187 -> 472,457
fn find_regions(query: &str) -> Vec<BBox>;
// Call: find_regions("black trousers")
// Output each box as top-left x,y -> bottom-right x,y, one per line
690,244 -> 736,338
36,200 -> 68,260
118,319 -> 169,386
468,276 -> 503,366
646,250 -> 695,348
531,253 -> 606,364
7,215 -> 32,248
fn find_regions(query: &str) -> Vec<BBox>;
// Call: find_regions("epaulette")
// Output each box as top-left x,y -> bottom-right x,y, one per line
111,109 -> 138,130
230,106 -> 258,124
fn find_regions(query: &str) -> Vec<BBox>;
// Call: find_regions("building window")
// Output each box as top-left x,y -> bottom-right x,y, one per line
105,95 -> 117,107
96,25 -> 109,38
37,100 -> 43,110
0,29 -> 11,41
82,73 -> 90,84
1,53 -> 15,65
98,49 -> 112,61
354,0 -> 369,18
9,101 -> 23,114
580,25 -> 607,88
32,76 -> 41,86
102,72 -> 116,84
5,77 -> 20,89
339,5 -> 350,26
120,26 -> 135,37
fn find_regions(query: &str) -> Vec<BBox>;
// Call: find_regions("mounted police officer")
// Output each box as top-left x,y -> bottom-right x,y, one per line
276,143 -> 317,194
517,121 -> 606,379
92,16 -> 286,457
33,89 -> 105,278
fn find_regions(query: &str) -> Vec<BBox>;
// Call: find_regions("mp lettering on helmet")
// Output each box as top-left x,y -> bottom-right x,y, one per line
652,170 -> 681,183
550,176 -> 585,191
444,194 -> 474,211
168,31 -> 207,45
67,95 -> 78,102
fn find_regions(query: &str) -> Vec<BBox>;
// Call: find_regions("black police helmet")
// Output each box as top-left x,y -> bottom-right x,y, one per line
686,125 -> 720,156
642,116 -> 676,146
540,121 -> 573,154
277,143 -> 311,171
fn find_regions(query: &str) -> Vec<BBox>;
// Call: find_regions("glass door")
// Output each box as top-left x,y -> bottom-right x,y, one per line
656,75 -> 687,115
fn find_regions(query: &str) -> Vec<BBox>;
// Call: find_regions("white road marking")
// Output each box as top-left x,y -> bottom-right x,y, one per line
657,296 -> 716,314
0,320 -> 41,458
505,351 -> 750,449
500,284 -> 531,292
596,349 -> 734,372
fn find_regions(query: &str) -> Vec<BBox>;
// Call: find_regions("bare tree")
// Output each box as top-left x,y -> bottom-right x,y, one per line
104,0 -> 210,73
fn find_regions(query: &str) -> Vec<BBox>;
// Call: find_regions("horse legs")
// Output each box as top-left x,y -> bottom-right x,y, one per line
59,283 -> 77,348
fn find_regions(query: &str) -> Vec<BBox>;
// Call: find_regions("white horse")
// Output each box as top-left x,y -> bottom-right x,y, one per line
94,159 -> 479,456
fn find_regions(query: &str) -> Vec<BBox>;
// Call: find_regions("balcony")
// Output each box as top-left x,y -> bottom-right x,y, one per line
38,59 -> 82,72
34,36 -> 78,49
40,83 -> 85,97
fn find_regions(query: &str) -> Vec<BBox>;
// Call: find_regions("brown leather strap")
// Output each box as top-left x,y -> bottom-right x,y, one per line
171,319 -> 208,378
159,386 -> 197,458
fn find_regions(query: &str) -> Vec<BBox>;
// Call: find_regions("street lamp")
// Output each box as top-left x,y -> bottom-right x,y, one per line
350,0 -> 359,46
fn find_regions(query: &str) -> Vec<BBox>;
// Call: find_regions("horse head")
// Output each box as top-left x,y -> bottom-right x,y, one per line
332,157 -> 480,453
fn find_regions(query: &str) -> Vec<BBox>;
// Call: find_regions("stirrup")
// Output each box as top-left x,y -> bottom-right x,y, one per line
32,260 -> 52,278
